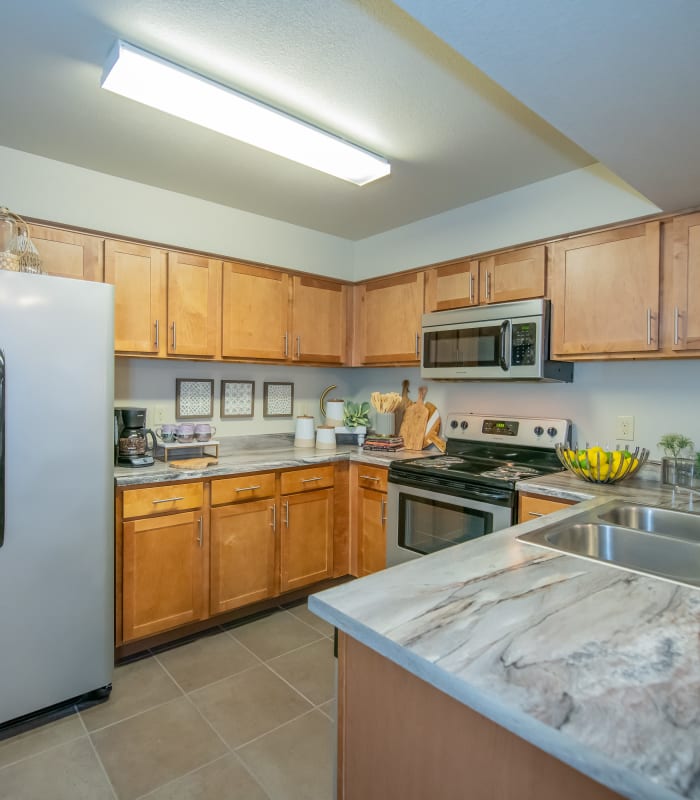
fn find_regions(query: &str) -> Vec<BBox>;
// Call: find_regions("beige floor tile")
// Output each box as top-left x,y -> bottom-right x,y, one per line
286,604 -> 335,638
191,665 -> 312,748
0,737 -> 114,800
0,712 -> 84,769
238,710 -> 333,800
231,611 -> 323,661
80,657 -> 181,732
91,697 -> 226,800
143,753 -> 269,800
156,631 -> 259,692
267,639 -> 336,706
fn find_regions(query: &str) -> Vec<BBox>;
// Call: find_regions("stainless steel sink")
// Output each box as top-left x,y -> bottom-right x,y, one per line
518,501 -> 700,588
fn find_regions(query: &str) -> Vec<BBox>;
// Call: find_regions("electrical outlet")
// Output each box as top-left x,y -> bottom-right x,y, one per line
616,415 -> 634,441
154,405 -> 167,424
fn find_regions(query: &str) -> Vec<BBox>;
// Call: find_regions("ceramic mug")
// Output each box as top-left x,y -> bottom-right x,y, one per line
194,423 -> 216,442
156,423 -> 177,442
176,422 -> 195,443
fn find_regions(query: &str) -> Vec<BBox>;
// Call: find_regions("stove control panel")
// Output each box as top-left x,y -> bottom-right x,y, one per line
445,413 -> 571,448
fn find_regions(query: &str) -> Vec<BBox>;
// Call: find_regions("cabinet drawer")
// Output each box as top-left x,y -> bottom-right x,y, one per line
518,492 -> 577,522
122,482 -> 204,519
280,465 -> 334,494
211,472 -> 276,505
356,465 -> 388,492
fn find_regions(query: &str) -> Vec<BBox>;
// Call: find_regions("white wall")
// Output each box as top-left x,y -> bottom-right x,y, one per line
0,145 -> 354,279
353,164 -> 660,279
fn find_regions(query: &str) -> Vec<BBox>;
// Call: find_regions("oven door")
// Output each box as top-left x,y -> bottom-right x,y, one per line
386,479 -> 514,567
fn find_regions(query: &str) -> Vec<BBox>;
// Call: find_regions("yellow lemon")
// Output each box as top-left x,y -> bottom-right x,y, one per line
587,447 -> 608,466
596,464 -> 611,480
630,457 -> 639,471
610,451 -> 624,473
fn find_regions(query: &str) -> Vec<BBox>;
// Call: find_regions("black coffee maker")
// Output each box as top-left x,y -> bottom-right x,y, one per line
114,407 -> 157,467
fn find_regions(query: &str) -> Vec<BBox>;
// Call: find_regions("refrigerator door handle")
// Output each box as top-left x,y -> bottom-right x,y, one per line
0,348 -> 5,547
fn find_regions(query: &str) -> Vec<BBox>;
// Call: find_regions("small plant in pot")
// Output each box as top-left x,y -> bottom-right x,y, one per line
658,433 -> 695,487
343,401 -> 371,430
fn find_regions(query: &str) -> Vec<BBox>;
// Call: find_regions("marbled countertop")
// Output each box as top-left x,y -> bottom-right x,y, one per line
310,475 -> 700,800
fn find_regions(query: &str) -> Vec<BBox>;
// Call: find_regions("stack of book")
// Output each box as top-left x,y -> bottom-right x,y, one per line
362,435 -> 405,452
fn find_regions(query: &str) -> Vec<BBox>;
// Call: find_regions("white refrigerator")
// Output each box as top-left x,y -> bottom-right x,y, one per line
0,270 -> 114,726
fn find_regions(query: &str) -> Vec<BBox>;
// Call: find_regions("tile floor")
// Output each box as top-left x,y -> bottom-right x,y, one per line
0,604 -> 336,800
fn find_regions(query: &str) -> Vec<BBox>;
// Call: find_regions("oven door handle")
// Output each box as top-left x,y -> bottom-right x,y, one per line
499,320 -> 510,372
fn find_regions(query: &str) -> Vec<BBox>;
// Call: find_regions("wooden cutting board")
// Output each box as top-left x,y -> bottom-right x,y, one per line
399,386 -> 429,450
169,457 -> 219,470
424,401 -> 447,453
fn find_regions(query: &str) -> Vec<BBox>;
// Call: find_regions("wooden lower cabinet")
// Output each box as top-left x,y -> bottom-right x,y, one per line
357,488 -> 387,576
280,488 -> 334,592
210,499 -> 277,614
122,510 -> 206,642
518,492 -> 577,522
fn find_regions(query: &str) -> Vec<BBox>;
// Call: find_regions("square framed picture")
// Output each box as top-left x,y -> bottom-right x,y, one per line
221,380 -> 255,419
263,382 -> 294,417
176,378 -> 214,419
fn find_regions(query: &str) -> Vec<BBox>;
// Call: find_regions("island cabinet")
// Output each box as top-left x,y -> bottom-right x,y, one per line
671,211 -> 700,352
119,482 -> 206,644
353,272 -> 425,365
550,221 -> 661,357
279,466 -> 335,592
28,223 -> 104,281
518,491 -> 578,522
350,463 -> 388,576
209,473 -> 277,614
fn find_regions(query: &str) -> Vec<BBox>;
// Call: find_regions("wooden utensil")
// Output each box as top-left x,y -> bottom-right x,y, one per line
399,386 -> 429,450
395,379 -> 411,432
169,457 -> 219,470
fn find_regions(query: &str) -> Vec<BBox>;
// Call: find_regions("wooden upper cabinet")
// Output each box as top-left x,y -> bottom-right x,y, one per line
291,275 -> 347,364
28,224 -> 103,281
479,245 -> 546,304
105,239 -> 166,355
550,222 -> 661,356
425,260 -> 479,311
222,262 -> 290,360
355,272 -> 425,365
671,213 -> 700,352
167,252 -> 221,358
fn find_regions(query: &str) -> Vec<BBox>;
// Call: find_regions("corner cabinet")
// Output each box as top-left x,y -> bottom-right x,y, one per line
354,272 -> 425,365
550,222 -> 661,356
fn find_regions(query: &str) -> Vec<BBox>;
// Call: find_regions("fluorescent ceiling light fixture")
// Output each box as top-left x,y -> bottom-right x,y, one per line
101,40 -> 390,186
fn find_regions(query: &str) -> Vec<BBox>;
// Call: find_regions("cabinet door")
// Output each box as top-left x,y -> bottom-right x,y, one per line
480,245 -> 546,304
292,275 -> 347,363
210,500 -> 277,614
518,493 -> 576,523
280,489 -> 334,593
122,510 -> 205,642
550,222 -> 660,356
222,262 -> 290,360
105,240 -> 166,355
28,224 -> 103,281
167,253 -> 220,358
425,260 -> 479,311
357,488 -> 387,576
355,272 -> 424,365
671,213 -> 700,351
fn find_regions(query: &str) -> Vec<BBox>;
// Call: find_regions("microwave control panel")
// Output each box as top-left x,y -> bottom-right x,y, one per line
511,322 -> 537,366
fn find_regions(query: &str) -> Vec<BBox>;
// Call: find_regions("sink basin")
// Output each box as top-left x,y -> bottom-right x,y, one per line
598,504 -> 700,543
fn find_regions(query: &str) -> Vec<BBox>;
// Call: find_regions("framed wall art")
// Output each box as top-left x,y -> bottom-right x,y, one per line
221,380 -> 255,419
176,378 -> 214,419
263,381 -> 294,417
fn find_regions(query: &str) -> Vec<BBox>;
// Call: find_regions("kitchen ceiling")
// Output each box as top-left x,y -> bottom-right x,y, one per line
0,0 -> 597,240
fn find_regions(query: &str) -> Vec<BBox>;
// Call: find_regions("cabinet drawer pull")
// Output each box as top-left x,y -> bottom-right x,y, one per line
415,332 -> 420,357
171,321 -> 177,350
528,511 -> 544,517
486,271 -> 491,300
197,516 -> 203,546
284,332 -> 289,357
270,504 -> 276,529
235,485 -> 262,492
301,476 -> 321,483
381,498 -> 387,525
151,496 -> 185,504
154,319 -> 159,349
469,273 -> 474,303
296,335 -> 301,358
360,474 -> 380,482
283,500 -> 289,527
646,308 -> 652,345
674,306 -> 680,345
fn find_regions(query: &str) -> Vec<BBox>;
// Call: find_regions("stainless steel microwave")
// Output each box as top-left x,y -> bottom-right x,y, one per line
421,298 -> 573,382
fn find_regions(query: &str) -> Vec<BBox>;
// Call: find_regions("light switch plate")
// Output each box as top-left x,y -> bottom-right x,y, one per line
154,405 -> 167,424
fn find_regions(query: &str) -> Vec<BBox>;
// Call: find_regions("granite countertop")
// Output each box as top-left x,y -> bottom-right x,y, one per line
310,473 -> 700,800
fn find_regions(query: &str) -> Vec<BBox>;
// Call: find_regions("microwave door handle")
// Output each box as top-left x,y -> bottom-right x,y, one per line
0,349 -> 5,547
499,320 -> 510,371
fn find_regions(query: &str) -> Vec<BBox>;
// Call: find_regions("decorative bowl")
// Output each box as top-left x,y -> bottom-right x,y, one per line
555,443 -> 650,484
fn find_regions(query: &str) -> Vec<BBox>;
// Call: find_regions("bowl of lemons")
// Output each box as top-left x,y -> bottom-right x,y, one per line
555,444 -> 649,484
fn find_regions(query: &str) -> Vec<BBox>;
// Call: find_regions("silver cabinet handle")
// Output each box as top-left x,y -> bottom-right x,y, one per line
235,485 -> 262,492
486,271 -> 491,300
360,475 -> 380,482
646,308 -> 652,345
283,500 -> 289,527
528,511 -> 544,517
381,498 -> 387,526
415,332 -> 420,357
270,504 -> 276,529
301,476 -> 321,483
296,335 -> 301,358
674,306 -> 680,345
152,496 -> 185,504
468,273 -> 474,303
284,332 -> 289,357
154,319 -> 159,349
171,321 -> 177,350
197,516 -> 203,546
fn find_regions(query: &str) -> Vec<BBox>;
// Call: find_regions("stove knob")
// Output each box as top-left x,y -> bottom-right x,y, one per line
450,419 -> 459,429
547,427 -> 558,437
533,426 -> 544,436
460,420 -> 469,430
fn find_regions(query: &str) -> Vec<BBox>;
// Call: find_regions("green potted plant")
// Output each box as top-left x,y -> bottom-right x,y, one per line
658,433 -> 695,486
343,400 -> 371,430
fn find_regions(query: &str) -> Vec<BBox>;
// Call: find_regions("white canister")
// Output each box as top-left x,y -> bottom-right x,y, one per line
316,425 -> 336,450
324,399 -> 345,427
294,415 -> 315,448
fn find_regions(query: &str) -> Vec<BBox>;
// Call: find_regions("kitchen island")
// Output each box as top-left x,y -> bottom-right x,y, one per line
310,476 -> 700,800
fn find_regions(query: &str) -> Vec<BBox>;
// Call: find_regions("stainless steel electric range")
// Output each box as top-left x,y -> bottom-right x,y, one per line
386,413 -> 571,566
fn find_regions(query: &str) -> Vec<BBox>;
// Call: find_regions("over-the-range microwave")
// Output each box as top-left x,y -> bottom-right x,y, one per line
421,298 -> 573,382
